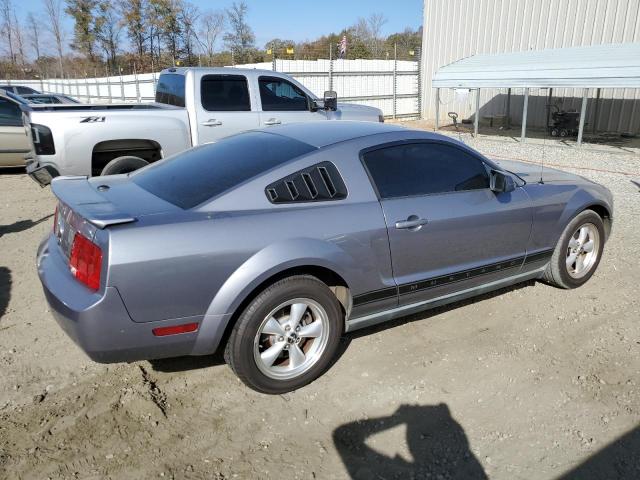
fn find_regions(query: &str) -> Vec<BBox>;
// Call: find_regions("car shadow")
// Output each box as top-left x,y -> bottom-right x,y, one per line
149,281 -> 535,374
0,267 -> 11,321
333,403 -> 488,479
557,425 -> 640,480
0,214 -> 53,238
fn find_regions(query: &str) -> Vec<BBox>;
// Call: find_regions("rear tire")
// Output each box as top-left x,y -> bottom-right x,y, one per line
100,155 -> 148,175
543,210 -> 605,289
224,275 -> 343,394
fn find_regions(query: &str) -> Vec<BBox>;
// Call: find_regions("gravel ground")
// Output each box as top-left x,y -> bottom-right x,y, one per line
1,129 -> 639,479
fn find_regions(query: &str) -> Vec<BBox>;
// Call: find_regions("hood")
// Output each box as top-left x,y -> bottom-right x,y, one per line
332,103 -> 383,121
493,159 -> 591,184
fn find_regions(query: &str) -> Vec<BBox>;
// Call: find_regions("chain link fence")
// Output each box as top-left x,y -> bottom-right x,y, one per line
2,45 -> 421,119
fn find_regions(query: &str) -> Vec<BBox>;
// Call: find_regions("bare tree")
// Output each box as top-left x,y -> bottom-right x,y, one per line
95,0 -> 121,71
367,13 -> 387,57
178,0 -> 199,65
1,0 -> 16,64
26,13 -> 41,60
198,10 -> 224,63
12,10 -> 26,66
43,0 -> 65,75
223,1 -> 255,64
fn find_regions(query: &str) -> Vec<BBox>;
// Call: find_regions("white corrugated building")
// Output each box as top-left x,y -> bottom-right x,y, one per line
420,0 -> 640,134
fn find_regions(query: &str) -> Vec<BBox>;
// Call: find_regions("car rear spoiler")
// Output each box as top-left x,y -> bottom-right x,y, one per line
51,176 -> 137,229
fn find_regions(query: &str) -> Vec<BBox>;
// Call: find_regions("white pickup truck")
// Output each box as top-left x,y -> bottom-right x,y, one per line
24,67 -> 384,186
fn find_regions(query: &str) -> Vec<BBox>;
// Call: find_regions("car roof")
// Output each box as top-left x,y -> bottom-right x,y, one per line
258,121 -> 409,148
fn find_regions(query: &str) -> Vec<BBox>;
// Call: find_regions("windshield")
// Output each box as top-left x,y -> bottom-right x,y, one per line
132,131 -> 316,209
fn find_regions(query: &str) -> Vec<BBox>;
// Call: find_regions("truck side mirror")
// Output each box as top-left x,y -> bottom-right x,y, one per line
323,91 -> 337,111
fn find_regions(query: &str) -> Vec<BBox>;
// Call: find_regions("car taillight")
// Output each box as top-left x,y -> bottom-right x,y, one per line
53,205 -> 58,233
69,232 -> 102,290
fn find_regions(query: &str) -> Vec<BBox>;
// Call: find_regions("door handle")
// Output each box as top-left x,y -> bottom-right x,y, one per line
264,118 -> 281,126
395,215 -> 428,230
201,119 -> 222,127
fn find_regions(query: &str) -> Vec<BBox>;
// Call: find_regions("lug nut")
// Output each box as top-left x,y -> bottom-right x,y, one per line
285,325 -> 290,331
278,336 -> 284,342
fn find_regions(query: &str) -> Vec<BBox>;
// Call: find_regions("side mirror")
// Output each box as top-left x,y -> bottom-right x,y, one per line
490,170 -> 516,193
323,90 -> 337,111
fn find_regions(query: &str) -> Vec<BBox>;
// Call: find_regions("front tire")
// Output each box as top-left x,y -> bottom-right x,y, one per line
543,210 -> 605,289
224,275 -> 344,394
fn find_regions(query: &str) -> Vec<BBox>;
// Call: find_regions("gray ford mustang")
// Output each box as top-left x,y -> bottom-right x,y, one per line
37,121 -> 613,393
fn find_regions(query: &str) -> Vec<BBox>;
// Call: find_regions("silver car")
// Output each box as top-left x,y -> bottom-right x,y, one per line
36,122 -> 613,393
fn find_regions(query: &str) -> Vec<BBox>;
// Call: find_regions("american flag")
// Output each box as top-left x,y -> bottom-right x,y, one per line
338,35 -> 347,58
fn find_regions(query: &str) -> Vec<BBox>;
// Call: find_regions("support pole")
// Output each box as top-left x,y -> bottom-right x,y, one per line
435,88 -> 440,130
521,88 -> 529,143
577,88 -> 588,147
474,88 -> 480,137
506,88 -> 511,129
546,88 -> 553,131
592,88 -> 601,135
392,43 -> 397,119
328,43 -> 333,92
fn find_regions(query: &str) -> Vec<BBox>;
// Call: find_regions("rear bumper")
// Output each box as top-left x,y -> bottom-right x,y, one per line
26,159 -> 59,187
37,235 -> 225,363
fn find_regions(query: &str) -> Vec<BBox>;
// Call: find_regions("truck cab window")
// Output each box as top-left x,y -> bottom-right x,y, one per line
201,75 -> 251,111
259,76 -> 309,111
155,74 -> 186,107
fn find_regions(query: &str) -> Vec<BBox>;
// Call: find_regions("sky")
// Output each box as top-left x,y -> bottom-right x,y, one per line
16,0 -> 423,52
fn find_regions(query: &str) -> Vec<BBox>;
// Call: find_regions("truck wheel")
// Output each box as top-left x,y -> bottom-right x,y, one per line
100,156 -> 148,175
224,275 -> 343,394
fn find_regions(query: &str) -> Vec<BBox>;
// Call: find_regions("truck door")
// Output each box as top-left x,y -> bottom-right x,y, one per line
0,97 -> 30,167
196,74 -> 261,143
258,76 -> 327,128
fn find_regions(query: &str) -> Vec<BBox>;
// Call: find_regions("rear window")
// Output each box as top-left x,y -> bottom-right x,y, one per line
132,132 -> 316,209
155,74 -> 185,107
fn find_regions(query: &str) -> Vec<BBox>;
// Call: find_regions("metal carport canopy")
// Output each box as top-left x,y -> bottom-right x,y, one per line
432,42 -> 640,145
432,42 -> 640,89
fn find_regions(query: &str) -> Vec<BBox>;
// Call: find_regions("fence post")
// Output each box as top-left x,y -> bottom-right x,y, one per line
107,73 -> 113,104
271,54 -> 276,71
329,43 -> 334,92
134,65 -> 141,102
85,75 -> 92,103
120,70 -> 125,102
416,47 -> 422,119
393,43 -> 398,120
39,77 -> 44,92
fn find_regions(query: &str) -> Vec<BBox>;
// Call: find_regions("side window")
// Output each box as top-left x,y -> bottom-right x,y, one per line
0,98 -> 22,126
259,76 -> 308,112
363,143 -> 489,199
201,75 -> 250,111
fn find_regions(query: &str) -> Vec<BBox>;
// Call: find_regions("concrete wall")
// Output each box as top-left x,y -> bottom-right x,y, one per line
421,0 -> 640,133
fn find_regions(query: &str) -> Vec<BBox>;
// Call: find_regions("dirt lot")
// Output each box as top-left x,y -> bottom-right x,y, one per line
1,133 -> 640,479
